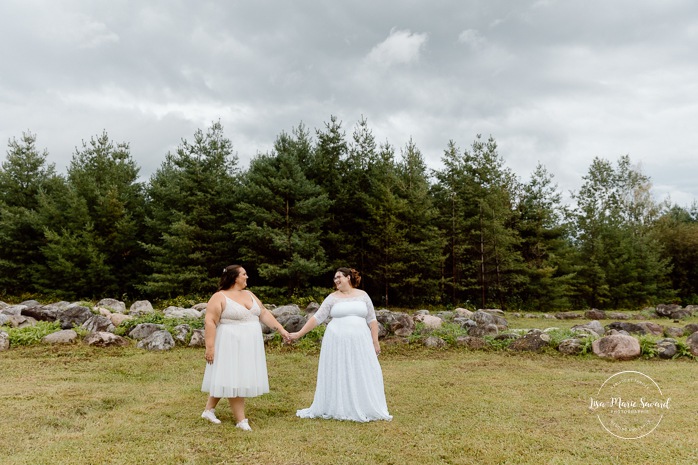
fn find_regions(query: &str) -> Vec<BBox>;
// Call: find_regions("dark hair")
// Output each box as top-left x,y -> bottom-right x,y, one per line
336,267 -> 361,288
218,265 -> 243,291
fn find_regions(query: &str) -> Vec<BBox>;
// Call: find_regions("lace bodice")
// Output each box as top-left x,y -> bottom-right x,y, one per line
312,291 -> 376,325
219,292 -> 261,324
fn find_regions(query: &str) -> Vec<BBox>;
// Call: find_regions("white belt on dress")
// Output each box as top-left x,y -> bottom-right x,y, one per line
218,318 -> 256,325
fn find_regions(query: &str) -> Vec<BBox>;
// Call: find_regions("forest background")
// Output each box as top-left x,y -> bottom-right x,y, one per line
1,117 -> 697,311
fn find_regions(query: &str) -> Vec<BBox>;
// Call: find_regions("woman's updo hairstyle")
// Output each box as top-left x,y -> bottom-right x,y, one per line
218,265 -> 243,291
336,267 -> 361,288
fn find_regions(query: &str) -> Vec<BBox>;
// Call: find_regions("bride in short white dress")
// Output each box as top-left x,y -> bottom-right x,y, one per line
201,294 -> 269,397
295,289 -> 392,422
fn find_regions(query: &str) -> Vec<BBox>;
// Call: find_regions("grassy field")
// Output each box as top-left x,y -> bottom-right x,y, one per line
1,341 -> 696,465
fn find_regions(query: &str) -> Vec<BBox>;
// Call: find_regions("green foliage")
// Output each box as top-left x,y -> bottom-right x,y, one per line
638,335 -> 659,358
113,313 -> 203,337
139,121 -> 239,298
293,325 -> 326,352
4,321 -> 61,346
544,328 -> 580,348
1,121 -> 693,308
484,335 -> 514,351
235,125 -> 331,296
408,322 -> 468,346
673,340 -> 695,359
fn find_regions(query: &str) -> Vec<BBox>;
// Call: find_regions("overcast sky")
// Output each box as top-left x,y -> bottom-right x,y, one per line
1,0 -> 697,206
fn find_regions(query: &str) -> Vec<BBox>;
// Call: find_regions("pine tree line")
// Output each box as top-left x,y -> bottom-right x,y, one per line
1,118 -> 697,309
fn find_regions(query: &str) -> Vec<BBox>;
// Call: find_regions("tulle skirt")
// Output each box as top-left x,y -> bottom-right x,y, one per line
296,316 -> 392,422
201,321 -> 269,398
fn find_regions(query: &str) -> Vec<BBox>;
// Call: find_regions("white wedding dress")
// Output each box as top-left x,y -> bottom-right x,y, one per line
296,292 -> 392,422
201,293 -> 269,398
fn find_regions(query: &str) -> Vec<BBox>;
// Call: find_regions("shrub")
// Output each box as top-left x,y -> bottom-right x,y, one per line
113,313 -> 203,337
638,335 -> 659,358
5,321 -> 61,346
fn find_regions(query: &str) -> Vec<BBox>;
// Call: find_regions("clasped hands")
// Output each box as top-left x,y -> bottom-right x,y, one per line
280,329 -> 300,344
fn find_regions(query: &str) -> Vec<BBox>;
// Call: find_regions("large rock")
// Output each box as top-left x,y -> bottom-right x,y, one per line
592,334 -> 641,360
277,314 -> 307,333
0,331 -> 9,351
455,336 -> 487,350
558,338 -> 585,355
687,332 -> 698,357
193,302 -> 208,312
1,305 -> 26,316
571,320 -> 604,337
683,324 -> 698,336
555,312 -> 582,320
172,324 -> 191,344
84,331 -> 129,347
606,312 -> 632,320
664,326 -> 685,338
454,308 -> 473,319
605,322 -> 648,335
8,315 -> 37,328
129,300 -> 155,316
20,299 -> 41,307
163,306 -> 201,319
423,336 -> 446,348
635,322 -> 664,336
670,309 -> 692,320
510,330 -> 550,352
376,310 -> 415,337
189,329 -> 205,347
584,308 -> 606,320
137,330 -> 175,351
129,323 -> 166,340
271,305 -> 302,319
471,310 -> 495,326
97,298 -> 126,313
468,324 -> 498,337
655,338 -> 677,359
21,305 -> 61,322
82,315 -> 115,333
415,314 -> 443,329
655,304 -> 681,317
0,314 -> 9,326
304,302 -> 320,316
58,306 -> 94,329
109,313 -> 134,327
42,330 -> 78,344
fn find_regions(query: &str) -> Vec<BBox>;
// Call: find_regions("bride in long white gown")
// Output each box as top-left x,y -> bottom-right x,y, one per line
290,268 -> 392,422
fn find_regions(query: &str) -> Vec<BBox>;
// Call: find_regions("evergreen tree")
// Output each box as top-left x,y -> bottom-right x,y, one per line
141,122 -> 239,298
305,116 -> 352,271
655,203 -> 698,304
432,135 -> 523,308
393,139 -> 445,304
235,126 -> 331,297
515,164 -> 576,310
572,156 -> 671,308
34,132 -> 145,298
0,132 -> 62,295
363,142 -> 409,306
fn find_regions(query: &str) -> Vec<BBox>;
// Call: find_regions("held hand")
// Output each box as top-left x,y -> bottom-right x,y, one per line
205,348 -> 214,364
373,341 -> 381,356
287,332 -> 301,343
278,327 -> 290,343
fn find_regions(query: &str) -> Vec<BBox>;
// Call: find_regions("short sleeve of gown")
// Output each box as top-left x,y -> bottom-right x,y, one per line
363,292 -> 377,324
312,294 -> 334,324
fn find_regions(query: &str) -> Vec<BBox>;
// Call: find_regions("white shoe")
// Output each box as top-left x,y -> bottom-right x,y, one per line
201,409 -> 221,424
235,418 -> 252,431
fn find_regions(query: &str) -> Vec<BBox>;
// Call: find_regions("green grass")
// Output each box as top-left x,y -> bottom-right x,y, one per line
1,344 -> 696,465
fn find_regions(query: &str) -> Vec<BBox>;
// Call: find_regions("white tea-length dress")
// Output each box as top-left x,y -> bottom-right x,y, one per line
201,293 -> 269,398
296,291 -> 392,422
